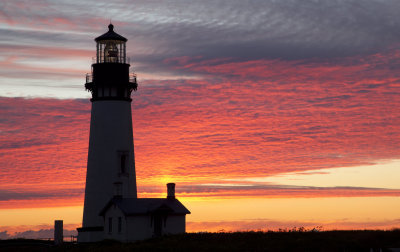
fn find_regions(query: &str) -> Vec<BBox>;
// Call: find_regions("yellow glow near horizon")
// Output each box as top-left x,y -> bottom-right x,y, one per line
183,197 -> 400,223
1,197 -> 399,232
0,206 -> 83,227
240,159 -> 400,189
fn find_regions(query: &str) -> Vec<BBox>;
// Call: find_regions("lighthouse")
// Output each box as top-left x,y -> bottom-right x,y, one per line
77,24 -> 138,242
77,25 -> 189,243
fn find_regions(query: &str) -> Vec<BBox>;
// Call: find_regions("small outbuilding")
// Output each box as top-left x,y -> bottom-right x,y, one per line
99,183 -> 190,242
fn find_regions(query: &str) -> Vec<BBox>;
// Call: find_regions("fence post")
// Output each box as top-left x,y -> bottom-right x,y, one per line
54,220 -> 63,245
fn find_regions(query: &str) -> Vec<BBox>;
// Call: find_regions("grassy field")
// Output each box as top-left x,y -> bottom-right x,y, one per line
0,230 -> 399,251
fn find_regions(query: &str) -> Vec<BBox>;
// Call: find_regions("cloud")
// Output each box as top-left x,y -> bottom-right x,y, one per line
139,183 -> 400,198
2,0 -> 400,84
116,0 -> 400,60
0,189 -> 83,201
11,229 -> 77,239
1,41 -> 400,205
0,223 -> 79,239
0,98 -> 89,207
131,51 -> 400,183
0,231 -> 10,239
0,229 -> 77,240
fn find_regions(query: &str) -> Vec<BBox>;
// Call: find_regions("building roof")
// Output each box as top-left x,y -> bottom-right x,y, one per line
95,24 -> 127,42
99,198 -> 191,216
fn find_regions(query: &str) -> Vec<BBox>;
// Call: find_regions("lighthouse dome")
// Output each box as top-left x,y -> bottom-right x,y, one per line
95,24 -> 127,42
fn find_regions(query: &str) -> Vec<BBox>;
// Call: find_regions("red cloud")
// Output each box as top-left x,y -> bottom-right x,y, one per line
1,47 -> 400,207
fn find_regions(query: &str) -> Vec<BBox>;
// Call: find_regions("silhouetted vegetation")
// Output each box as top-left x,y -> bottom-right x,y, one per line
1,229 -> 399,251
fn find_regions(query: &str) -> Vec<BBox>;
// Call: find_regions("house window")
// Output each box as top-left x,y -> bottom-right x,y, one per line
108,217 -> 112,233
118,217 -> 122,233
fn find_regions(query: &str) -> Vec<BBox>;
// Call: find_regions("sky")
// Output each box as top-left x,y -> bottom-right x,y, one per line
1,0 -> 400,238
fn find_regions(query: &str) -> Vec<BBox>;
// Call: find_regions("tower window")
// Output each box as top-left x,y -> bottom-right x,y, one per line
121,155 -> 126,173
118,151 -> 129,175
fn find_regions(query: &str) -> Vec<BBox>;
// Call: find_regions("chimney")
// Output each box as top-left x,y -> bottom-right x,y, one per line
167,183 -> 175,199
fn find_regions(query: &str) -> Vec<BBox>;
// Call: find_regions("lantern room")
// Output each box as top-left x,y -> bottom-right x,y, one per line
94,24 -> 127,63
85,24 -> 137,101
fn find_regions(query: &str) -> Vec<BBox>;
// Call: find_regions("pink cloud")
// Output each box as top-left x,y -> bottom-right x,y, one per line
1,73 -> 399,207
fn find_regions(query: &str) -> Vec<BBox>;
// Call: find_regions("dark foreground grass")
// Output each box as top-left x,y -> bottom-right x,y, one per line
0,230 -> 399,252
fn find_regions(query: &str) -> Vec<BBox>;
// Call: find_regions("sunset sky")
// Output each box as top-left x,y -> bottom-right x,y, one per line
1,0 -> 400,238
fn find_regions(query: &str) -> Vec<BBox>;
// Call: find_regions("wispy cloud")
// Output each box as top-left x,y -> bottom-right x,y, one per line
1,82 -> 399,205
140,183 -> 400,198
2,0 -> 400,92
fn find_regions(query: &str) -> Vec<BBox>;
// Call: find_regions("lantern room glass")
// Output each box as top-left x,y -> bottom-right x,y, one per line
96,40 -> 126,63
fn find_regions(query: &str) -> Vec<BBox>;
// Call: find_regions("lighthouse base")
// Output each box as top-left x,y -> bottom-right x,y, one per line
77,226 -> 104,243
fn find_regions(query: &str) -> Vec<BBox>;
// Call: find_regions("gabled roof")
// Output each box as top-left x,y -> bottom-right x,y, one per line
95,24 -> 127,42
99,198 -> 191,216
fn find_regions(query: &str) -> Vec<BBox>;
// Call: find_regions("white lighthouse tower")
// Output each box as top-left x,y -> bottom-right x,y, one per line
77,25 -> 189,243
77,24 -> 138,242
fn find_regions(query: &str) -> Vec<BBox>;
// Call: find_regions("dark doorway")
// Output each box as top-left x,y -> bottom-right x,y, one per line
154,215 -> 162,237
